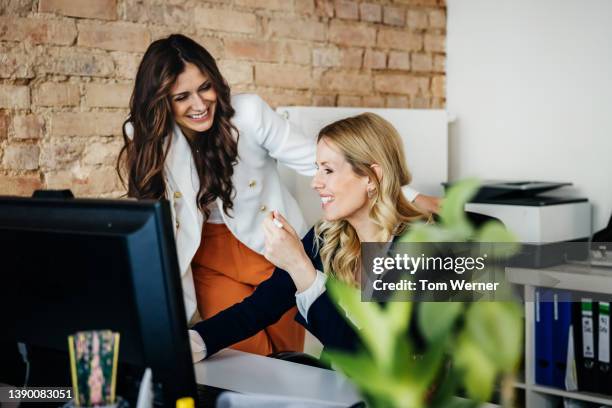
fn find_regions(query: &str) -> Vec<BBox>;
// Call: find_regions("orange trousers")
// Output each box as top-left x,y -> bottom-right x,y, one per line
191,223 -> 304,356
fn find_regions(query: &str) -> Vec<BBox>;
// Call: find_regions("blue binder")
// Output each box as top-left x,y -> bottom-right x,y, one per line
552,290 -> 572,389
535,287 -> 554,386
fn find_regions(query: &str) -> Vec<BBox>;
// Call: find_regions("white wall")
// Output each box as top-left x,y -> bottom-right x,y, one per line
447,0 -> 612,231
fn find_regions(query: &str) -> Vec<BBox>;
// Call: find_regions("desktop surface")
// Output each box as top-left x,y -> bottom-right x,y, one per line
195,349 -> 362,405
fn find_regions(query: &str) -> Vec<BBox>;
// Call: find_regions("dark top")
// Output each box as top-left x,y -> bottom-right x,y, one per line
192,228 -> 359,357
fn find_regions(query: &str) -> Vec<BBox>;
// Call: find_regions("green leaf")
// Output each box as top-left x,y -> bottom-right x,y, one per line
324,350 -> 423,408
438,179 -> 480,236
398,223 -> 454,243
326,278 -> 394,370
418,302 -> 464,344
427,365 -> 461,408
454,334 -> 496,401
385,301 -> 413,336
408,338 -> 447,391
473,220 -> 517,243
463,302 -> 523,371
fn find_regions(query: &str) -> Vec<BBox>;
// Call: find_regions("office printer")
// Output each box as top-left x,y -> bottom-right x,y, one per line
448,181 -> 591,267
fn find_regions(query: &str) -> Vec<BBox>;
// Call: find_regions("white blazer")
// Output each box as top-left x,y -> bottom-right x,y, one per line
163,94 -> 316,321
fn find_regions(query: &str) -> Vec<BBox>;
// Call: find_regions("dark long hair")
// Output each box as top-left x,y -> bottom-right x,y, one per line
117,34 -> 238,219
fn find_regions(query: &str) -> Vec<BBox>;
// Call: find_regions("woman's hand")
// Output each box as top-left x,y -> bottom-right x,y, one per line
263,211 -> 317,292
414,193 -> 441,214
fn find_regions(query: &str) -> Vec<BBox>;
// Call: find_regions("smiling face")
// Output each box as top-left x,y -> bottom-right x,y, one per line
311,138 -> 371,223
169,62 -> 217,133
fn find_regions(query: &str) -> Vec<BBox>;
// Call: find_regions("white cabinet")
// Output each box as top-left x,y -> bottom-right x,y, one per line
507,265 -> 612,407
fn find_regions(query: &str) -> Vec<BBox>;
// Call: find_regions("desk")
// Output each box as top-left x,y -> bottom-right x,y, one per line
194,349 -> 361,405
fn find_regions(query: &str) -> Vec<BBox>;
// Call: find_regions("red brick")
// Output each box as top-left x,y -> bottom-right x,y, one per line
315,0 -> 334,17
83,140 -> 123,166
111,51 -> 143,80
34,83 -> 80,107
313,94 -> 336,106
375,74 -> 425,95
433,54 -> 445,73
393,0 -> 438,5
321,71 -> 371,93
39,0 -> 117,20
313,48 -> 341,67
341,48 -> 363,68
0,43 -> 36,79
329,21 -> 376,47
44,170 -> 72,190
224,38 -> 281,63
295,0 -> 315,15
359,3 -> 381,23
388,51 -> 410,70
363,95 -> 385,107
3,145 -> 40,170
0,114 -> 8,140
78,22 -> 150,53
125,2 -> 192,26
258,91 -> 311,108
424,34 -> 445,53
432,75 -> 445,98
192,36 -> 224,59
268,18 -> 326,42
429,9 -> 446,29
217,60 -> 253,85
335,0 -> 358,20
0,85 -> 30,109
1,0 -> 31,14
40,141 -> 85,169
337,95 -> 362,107
386,95 -> 409,108
383,6 -> 405,26
413,96 -> 430,108
255,63 -> 313,89
363,49 -> 386,69
234,0 -> 292,10
50,112 -> 125,137
46,166 -> 122,197
39,47 -> 114,77
12,115 -> 44,140
85,83 -> 132,108
0,175 -> 42,196
0,16 -> 76,45
407,9 -> 428,30
432,97 -> 445,109
378,28 -> 422,51
283,42 -> 311,65
194,8 -> 257,34
411,53 -> 432,72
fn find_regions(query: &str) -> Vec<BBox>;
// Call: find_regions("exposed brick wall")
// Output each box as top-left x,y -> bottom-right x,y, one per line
0,0 -> 446,197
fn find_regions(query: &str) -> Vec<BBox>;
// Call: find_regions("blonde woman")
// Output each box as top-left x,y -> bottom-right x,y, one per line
190,113 -> 428,358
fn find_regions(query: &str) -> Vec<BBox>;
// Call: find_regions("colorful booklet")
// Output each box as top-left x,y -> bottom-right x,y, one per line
68,330 -> 120,407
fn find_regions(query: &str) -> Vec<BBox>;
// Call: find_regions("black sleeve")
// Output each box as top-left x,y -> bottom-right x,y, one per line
295,292 -> 361,353
192,268 -> 297,357
192,227 -> 319,357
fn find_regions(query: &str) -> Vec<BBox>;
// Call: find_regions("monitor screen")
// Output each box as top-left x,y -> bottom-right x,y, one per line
0,196 -> 197,406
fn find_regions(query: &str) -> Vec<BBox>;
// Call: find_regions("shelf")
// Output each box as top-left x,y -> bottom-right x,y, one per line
506,264 -> 612,295
513,381 -> 526,390
510,270 -> 612,407
531,385 -> 612,405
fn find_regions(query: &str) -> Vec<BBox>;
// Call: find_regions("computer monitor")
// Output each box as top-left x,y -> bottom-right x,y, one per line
0,195 -> 197,406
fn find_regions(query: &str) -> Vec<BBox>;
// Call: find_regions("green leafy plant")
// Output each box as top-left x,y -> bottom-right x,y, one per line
323,179 -> 524,408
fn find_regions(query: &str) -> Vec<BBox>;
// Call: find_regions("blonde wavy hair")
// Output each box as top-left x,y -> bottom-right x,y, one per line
314,113 -> 427,285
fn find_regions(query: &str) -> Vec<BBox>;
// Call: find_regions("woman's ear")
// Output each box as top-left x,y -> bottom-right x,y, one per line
369,164 -> 383,183
366,164 -> 383,193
